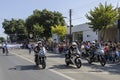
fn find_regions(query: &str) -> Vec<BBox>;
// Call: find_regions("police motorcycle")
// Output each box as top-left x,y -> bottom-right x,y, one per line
88,42 -> 106,66
81,44 -> 94,63
34,41 -> 46,69
65,42 -> 82,68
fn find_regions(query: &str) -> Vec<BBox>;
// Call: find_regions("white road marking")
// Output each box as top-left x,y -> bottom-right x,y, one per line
11,52 -> 34,63
10,52 -> 76,80
49,69 -> 75,80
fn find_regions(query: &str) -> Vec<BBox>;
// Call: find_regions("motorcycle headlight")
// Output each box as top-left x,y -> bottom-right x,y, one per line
100,50 -> 104,54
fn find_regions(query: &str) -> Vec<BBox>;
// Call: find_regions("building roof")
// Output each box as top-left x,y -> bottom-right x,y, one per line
70,23 -> 93,33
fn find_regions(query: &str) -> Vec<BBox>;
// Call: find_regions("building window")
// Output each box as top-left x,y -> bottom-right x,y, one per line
87,35 -> 90,37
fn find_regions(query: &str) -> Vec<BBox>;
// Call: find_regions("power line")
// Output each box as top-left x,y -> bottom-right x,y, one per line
72,17 -> 85,20
69,0 -> 103,24
70,0 -> 119,25
72,0 -> 118,18
0,18 -> 4,20
62,0 -> 105,21
72,0 -> 103,10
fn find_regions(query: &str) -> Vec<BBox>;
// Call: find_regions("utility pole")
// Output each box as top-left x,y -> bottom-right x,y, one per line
117,2 -> 120,41
69,9 -> 72,43
69,9 -> 72,35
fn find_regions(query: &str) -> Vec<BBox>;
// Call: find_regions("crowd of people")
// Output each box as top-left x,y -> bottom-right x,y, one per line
1,39 -> 120,63
44,40 -> 120,63
80,40 -> 120,63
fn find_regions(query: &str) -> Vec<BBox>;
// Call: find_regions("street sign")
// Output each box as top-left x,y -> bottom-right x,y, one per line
28,31 -> 34,39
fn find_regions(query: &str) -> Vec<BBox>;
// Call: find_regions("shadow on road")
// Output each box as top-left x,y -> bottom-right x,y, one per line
82,62 -> 120,75
47,51 -> 65,58
47,54 -> 65,58
9,65 -> 45,71
49,64 -> 77,69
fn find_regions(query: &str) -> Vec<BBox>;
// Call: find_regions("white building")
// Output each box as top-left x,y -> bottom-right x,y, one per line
53,22 -> 119,43
67,23 -> 98,42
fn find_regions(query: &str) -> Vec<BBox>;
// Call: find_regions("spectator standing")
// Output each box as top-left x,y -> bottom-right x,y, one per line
28,43 -> 34,54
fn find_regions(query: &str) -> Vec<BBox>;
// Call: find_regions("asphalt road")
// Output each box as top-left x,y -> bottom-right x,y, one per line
0,50 -> 69,80
0,49 -> 120,80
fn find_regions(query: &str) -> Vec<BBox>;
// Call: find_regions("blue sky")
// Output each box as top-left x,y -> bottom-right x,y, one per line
0,0 -> 119,38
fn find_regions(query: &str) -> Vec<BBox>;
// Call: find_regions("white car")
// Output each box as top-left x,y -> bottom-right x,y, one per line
0,43 -> 2,49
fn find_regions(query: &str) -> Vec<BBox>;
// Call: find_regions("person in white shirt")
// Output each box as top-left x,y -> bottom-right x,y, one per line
2,41 -> 8,54
1,41 -> 5,54
34,41 -> 46,62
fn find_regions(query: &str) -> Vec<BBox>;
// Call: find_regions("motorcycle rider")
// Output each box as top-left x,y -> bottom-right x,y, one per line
81,41 -> 91,57
34,41 -> 46,62
90,41 -> 98,57
67,42 -> 81,58
1,41 -> 5,54
90,40 -> 104,58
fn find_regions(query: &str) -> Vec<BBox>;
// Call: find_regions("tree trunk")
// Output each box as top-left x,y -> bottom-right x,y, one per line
100,30 -> 106,42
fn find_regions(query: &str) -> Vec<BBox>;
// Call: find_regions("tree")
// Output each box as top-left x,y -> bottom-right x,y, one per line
0,37 -> 5,42
51,25 -> 67,40
33,23 -> 45,40
86,3 -> 118,41
118,8 -> 120,19
25,9 -> 66,39
2,19 -> 27,42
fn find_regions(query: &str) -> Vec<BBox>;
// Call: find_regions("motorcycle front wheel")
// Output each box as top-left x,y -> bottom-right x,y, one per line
42,62 -> 46,69
35,61 -> 39,66
99,56 -> 106,66
75,58 -> 82,68
65,54 -> 70,66
87,57 -> 93,64
65,58 -> 70,66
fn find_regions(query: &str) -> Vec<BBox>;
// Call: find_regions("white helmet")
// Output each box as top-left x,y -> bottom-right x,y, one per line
72,42 -> 77,46
92,41 -> 95,44
37,41 -> 42,44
